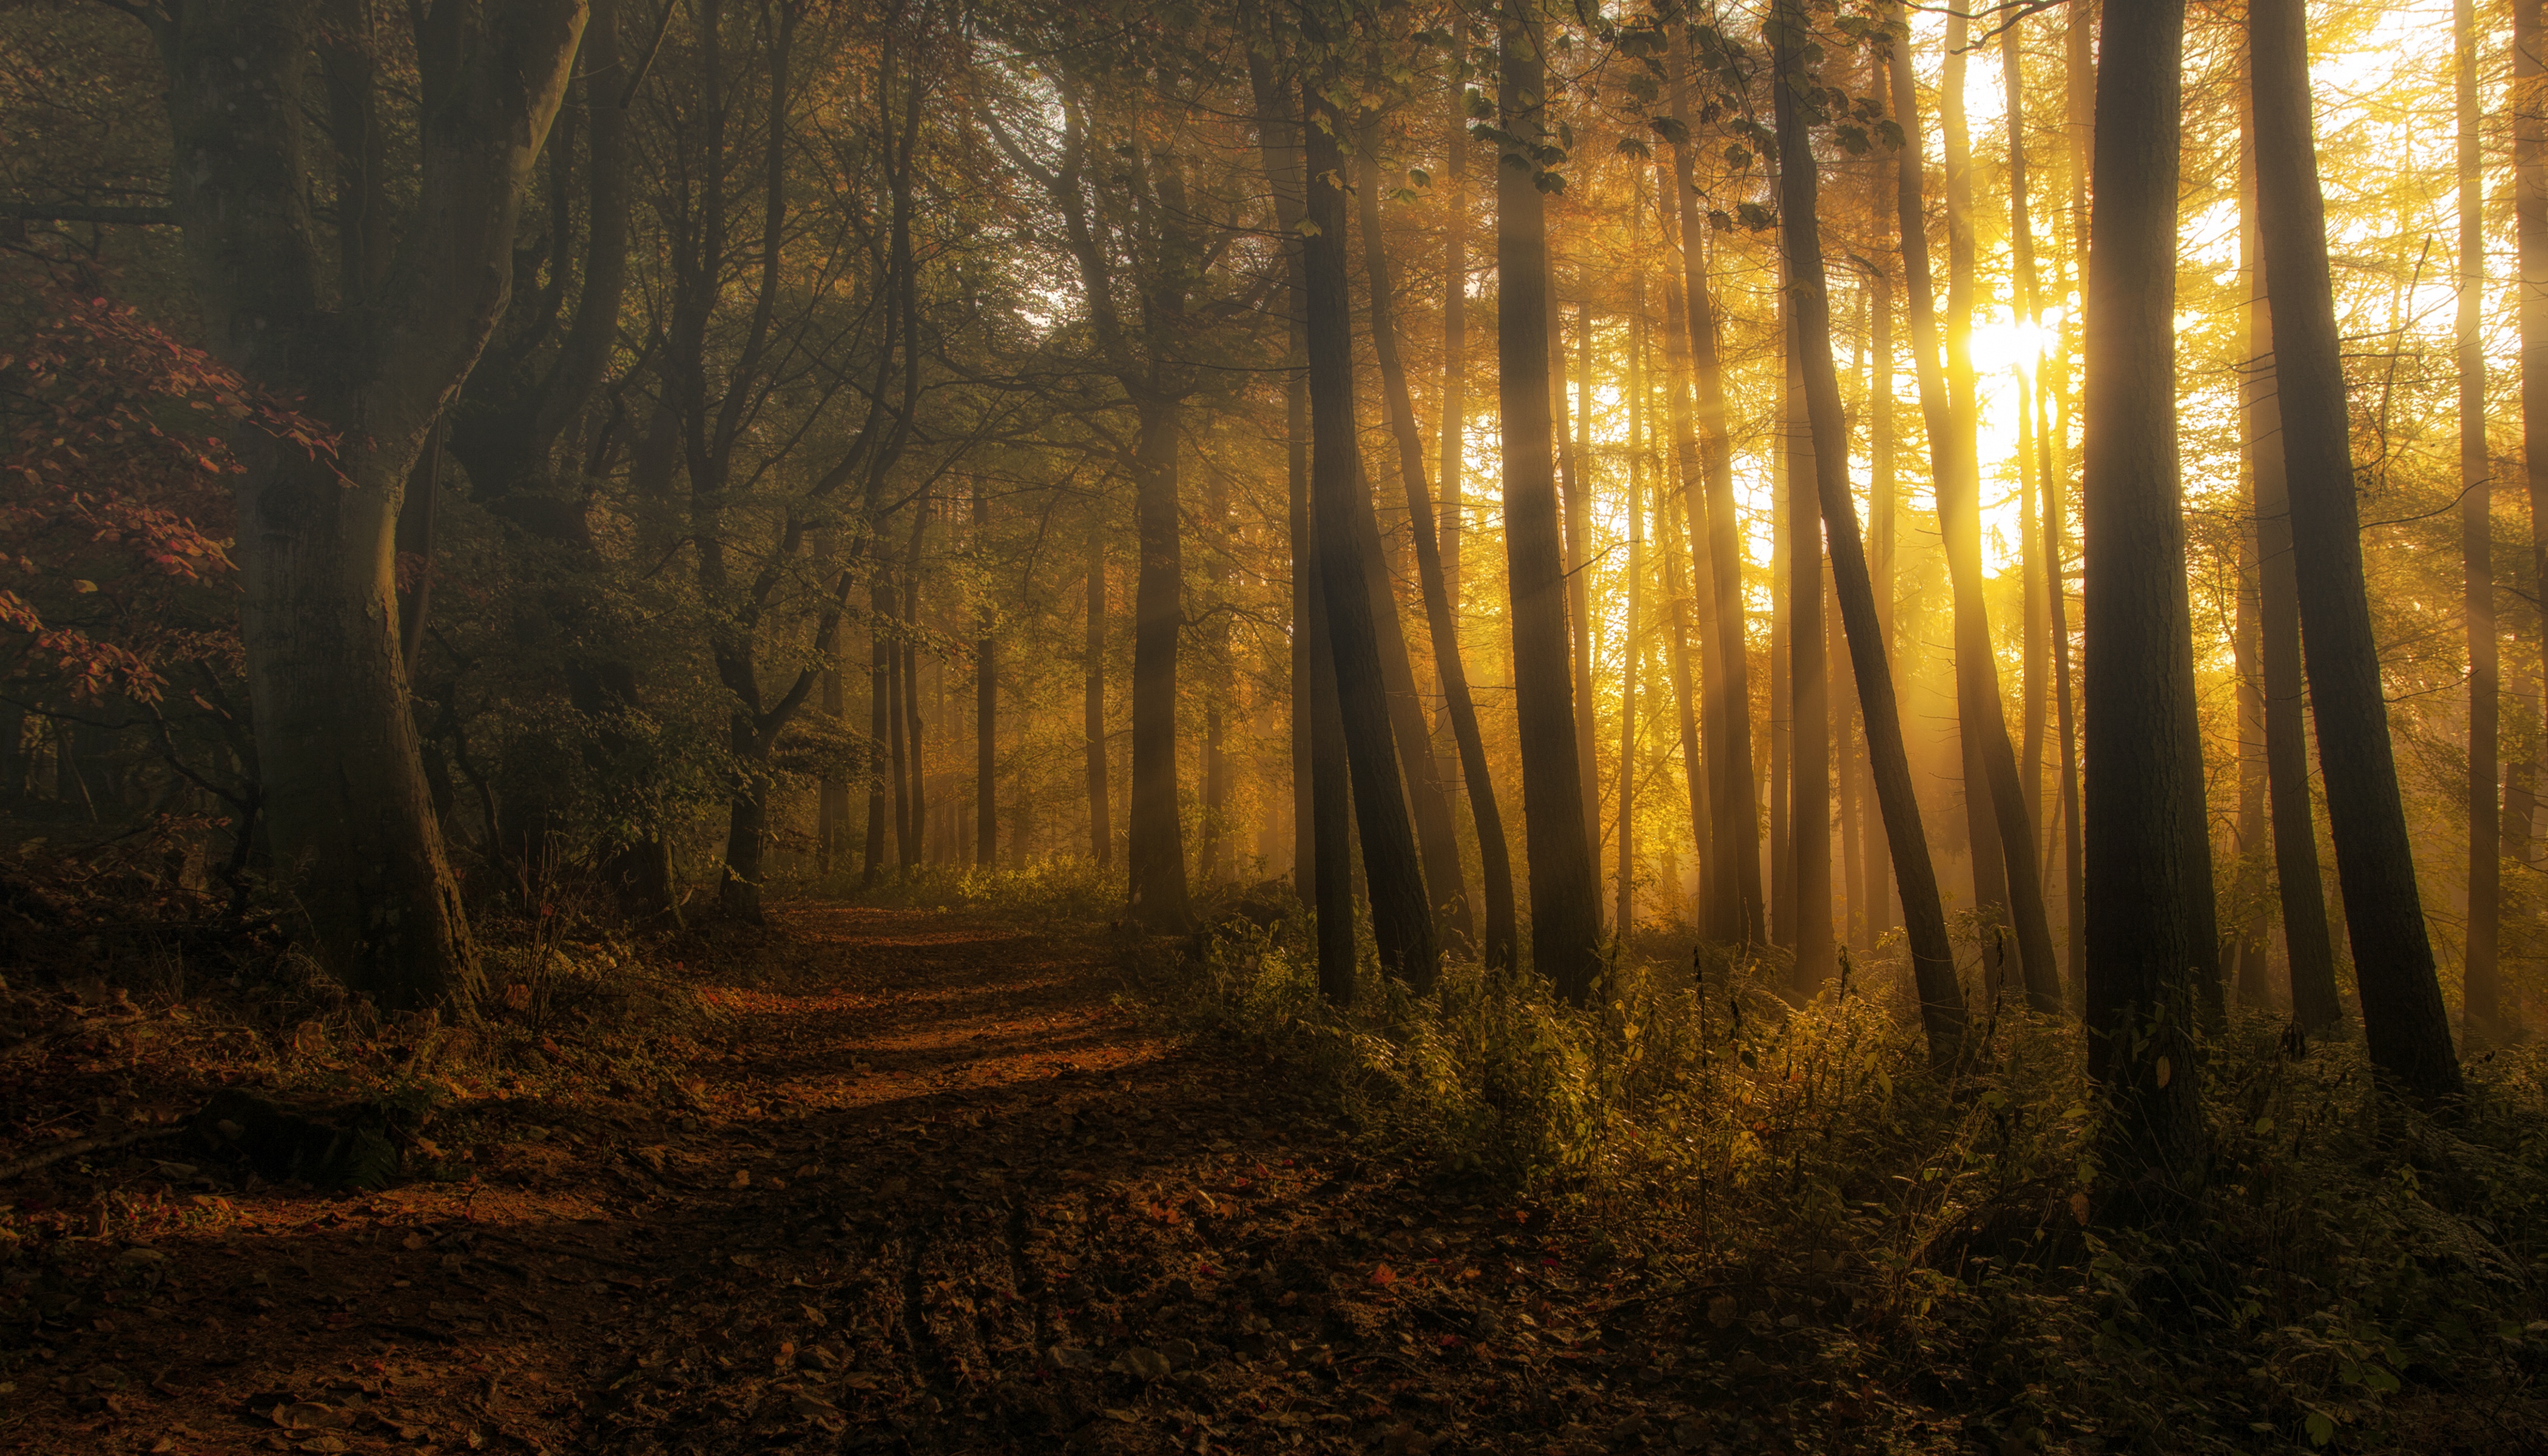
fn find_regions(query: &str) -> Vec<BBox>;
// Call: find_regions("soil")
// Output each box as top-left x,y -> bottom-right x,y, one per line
0,904 -> 1760,1455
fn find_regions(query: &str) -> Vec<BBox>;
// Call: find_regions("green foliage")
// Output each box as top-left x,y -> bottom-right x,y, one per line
1156,918 -> 2548,1449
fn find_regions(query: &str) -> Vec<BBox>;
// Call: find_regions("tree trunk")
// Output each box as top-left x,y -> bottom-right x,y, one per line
977,483 -> 997,870
1126,400 -> 1190,930
154,1 -> 588,1008
2082,0 -> 2213,1198
1889,7 -> 2064,1013
1620,302 -> 1649,935
1085,516 -> 1111,868
1305,84 -> 1436,992
1358,118 -> 1515,968
1865,220 -> 1899,947
2231,95 -> 2273,1005
1439,18 -> 1471,701
1786,296 -> 1833,993
1773,8 -> 1966,1062
1560,299 -> 1602,898
1773,291 -> 1795,952
1499,4 -> 1603,1002
2006,19 -> 2048,846
2253,0 -> 2465,1099
867,588 -> 892,887
1659,200 -> 1720,931
1668,25 -> 1765,946
2458,0 -> 2503,1045
2514,0 -> 2548,874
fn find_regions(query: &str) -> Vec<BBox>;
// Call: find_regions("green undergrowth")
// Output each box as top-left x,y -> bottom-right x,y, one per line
1131,897 -> 2548,1454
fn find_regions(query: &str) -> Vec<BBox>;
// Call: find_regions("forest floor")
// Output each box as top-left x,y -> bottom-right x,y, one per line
1,901 -> 1794,1456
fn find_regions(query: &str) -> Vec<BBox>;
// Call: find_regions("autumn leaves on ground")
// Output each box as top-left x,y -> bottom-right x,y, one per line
1,897 -> 1822,1456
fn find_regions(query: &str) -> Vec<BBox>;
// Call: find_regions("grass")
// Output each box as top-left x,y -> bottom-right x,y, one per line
1133,895 -> 2548,1453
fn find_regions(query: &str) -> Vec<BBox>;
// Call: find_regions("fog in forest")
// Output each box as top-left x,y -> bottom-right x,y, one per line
3,0 -> 2546,1451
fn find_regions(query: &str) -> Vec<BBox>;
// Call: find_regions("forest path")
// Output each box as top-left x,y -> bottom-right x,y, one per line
10,903 -> 1697,1456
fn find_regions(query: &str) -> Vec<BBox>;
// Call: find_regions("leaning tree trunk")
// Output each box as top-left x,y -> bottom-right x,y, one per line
1358,124 -> 1516,968
2082,0 -> 2214,1203
1887,5 -> 2064,1013
1305,83 -> 1437,992
1774,6 -> 1966,1063
1498,2 -> 1603,1002
2252,0 -> 2465,1100
157,0 -> 590,1010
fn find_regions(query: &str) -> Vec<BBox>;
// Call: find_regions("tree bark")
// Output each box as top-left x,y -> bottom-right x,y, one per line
2458,0 -> 2503,1045
1306,82 -> 1435,992
1358,120 -> 1515,967
1085,515 -> 1111,868
154,0 -> 589,1008
1126,399 -> 1191,930
1560,298 -> 1602,898
2082,0 -> 2213,1196
1887,6 -> 2063,1013
1774,7 -> 1966,1062
1668,26 -> 1765,946
2253,0 -> 2465,1099
1499,4 -> 1603,1002
977,482 -> 997,869
2513,0 -> 2548,874
1658,197 -> 1720,931
1785,295 -> 1833,993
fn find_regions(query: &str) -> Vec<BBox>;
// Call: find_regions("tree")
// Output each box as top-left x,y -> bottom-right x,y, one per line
2082,0 -> 2211,1198
135,0 -> 590,1008
1774,0 -> 1966,1063
1356,113 -> 1517,969
1304,75 -> 1436,991
2458,0 -> 2502,1045
1498,0 -> 1602,1002
2251,0 -> 2465,1100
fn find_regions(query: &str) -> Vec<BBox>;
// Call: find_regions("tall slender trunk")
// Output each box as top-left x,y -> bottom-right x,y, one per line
2514,0 -> 2548,873
1774,5 -> 1966,1060
1440,14 -> 1470,666
1668,25 -> 1764,945
2232,83 -> 2273,1008
1355,131 -> 1475,949
2253,0 -> 2465,1099
2006,19 -> 2049,849
2458,0 -> 2503,1045
900,505 -> 928,876
1500,3 -> 1603,1001
1941,5 -> 2008,969
1306,82 -> 1436,992
2083,0 -> 2211,1199
1889,7 -> 2063,1011
1085,516 -> 1111,868
1562,300 -> 1602,898
1773,286 -> 1796,951
1361,118 -> 1515,966
1866,206 -> 1899,945
1659,192 -> 1719,930
976,484 -> 997,869
866,588 -> 891,887
1787,297 -> 1833,991
1126,400 -> 1190,929
1620,302 -> 1649,935
2060,0 -> 2094,995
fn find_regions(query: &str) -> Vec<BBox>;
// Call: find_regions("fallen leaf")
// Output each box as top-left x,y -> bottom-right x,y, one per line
1707,1295 -> 1739,1329
1046,1345 -> 1098,1370
1110,1347 -> 1171,1381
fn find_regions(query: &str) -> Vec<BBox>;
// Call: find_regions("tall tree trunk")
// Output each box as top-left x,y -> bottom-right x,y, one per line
2458,0 -> 2504,1045
2253,0 -> 2465,1099
1500,3 -> 1603,1002
1889,7 -> 2064,1012
900,505 -> 928,877
1352,135 -> 1472,948
1360,118 -> 1515,967
1865,214 -> 1899,946
1773,288 -> 1796,952
866,588 -> 892,887
1306,83 -> 1436,992
2514,0 -> 2548,873
977,484 -> 997,869
2233,88 -> 2273,1008
2060,0 -> 2094,993
1560,300 -> 1602,898
1085,517 -> 1111,868
155,0 -> 588,1008
1440,17 -> 1471,690
1127,400 -> 1191,930
1668,25 -> 1765,945
1659,196 -> 1720,931
1620,302 -> 1649,935
1787,297 -> 1833,991
2006,19 -> 2048,846
2083,0 -> 2213,1197
1773,6 -> 1966,1062
1941,4 -> 2008,972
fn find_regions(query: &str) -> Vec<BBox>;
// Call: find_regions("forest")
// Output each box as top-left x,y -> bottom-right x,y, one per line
4,0 -> 2548,1449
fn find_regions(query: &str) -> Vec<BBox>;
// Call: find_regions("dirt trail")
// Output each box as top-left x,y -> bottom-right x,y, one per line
7,905 -> 1719,1455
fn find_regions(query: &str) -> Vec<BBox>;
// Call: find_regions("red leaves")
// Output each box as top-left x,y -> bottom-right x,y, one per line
0,255 -> 331,700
